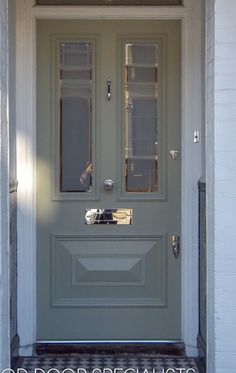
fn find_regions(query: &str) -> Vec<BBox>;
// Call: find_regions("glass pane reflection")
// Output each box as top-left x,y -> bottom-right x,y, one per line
60,43 -> 93,192
124,43 -> 159,193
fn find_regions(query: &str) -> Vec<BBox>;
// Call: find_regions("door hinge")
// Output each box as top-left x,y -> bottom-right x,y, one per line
172,235 -> 180,258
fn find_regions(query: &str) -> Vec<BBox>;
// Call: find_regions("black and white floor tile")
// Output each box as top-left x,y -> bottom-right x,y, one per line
17,355 -> 201,373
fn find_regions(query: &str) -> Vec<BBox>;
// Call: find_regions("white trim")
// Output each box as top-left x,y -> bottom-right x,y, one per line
16,0 -> 202,356
32,5 -> 187,19
181,0 -> 203,357
0,0 -> 10,368
16,0 -> 36,357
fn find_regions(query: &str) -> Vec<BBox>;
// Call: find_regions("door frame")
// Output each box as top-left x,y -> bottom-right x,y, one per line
16,0 -> 203,356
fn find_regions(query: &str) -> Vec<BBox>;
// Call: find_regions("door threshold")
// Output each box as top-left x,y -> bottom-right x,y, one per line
35,341 -> 185,356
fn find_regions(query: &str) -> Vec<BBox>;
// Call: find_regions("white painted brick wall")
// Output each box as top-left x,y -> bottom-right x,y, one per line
206,1 -> 215,372
207,0 -> 236,372
0,0 -> 10,369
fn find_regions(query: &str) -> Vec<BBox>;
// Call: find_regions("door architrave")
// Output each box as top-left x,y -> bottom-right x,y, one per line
16,0 -> 203,356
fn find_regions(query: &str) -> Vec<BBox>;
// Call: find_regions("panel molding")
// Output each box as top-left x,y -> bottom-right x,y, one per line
72,256 -> 145,286
52,297 -> 165,308
36,0 -> 182,5
51,234 -> 167,307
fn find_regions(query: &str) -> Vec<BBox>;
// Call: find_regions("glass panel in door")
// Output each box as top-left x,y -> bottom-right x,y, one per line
124,43 -> 159,193
60,42 -> 93,192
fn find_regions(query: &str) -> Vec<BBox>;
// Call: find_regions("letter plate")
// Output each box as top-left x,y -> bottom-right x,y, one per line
85,208 -> 133,225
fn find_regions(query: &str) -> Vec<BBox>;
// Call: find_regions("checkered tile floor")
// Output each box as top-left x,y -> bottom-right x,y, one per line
17,355 -> 201,373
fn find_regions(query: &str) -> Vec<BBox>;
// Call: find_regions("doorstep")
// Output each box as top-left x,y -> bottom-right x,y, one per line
12,354 -> 203,373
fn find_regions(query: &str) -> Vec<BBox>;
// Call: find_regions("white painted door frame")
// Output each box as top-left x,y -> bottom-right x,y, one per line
16,0 -> 203,356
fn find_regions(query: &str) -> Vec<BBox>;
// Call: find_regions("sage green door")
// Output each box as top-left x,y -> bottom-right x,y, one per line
37,20 -> 181,341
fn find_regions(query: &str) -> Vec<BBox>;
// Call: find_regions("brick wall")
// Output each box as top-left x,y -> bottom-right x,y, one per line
214,0 -> 236,371
207,0 -> 236,372
0,0 -> 10,369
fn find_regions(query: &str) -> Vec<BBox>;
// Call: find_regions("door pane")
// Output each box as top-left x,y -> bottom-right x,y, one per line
124,43 -> 159,193
60,43 -> 93,192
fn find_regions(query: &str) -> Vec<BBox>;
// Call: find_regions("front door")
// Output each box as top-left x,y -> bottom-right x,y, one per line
37,20 -> 181,341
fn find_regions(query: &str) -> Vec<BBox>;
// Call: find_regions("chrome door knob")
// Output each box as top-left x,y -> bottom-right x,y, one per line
104,179 -> 114,191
